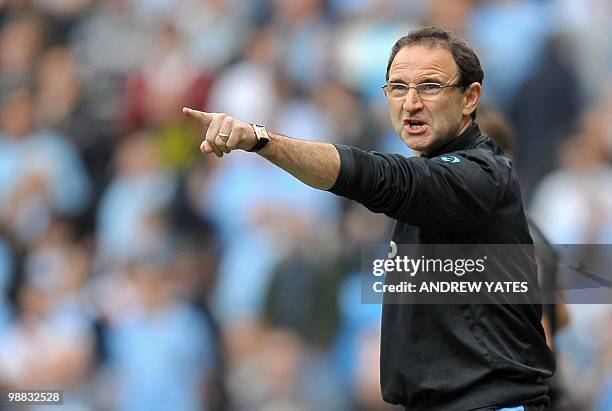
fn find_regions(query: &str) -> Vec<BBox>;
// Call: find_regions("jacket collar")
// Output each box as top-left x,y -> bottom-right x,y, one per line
424,122 -> 484,159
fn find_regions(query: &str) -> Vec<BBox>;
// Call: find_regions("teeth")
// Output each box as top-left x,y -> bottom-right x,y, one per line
410,124 -> 422,129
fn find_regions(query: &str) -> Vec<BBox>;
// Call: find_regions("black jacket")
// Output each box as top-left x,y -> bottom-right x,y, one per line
329,123 -> 555,410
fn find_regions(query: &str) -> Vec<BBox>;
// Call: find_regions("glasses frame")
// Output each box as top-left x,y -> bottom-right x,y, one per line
382,82 -> 465,101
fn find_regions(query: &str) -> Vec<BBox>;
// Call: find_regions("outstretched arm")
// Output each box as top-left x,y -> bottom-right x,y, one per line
182,108 -> 340,190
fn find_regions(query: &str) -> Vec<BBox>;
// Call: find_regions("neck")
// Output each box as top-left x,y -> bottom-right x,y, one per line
456,118 -> 473,138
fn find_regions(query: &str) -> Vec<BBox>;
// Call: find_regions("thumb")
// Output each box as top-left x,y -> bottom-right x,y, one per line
182,107 -> 213,125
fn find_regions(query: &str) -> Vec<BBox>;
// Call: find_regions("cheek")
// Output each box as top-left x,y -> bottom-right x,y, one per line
432,101 -> 462,128
389,103 -> 404,125
391,101 -> 403,117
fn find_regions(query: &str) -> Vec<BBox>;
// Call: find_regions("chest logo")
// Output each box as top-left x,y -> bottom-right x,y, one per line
439,155 -> 460,163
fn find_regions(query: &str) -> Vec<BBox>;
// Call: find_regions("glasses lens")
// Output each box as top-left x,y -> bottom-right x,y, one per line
384,83 -> 454,100
386,84 -> 407,100
417,83 -> 443,98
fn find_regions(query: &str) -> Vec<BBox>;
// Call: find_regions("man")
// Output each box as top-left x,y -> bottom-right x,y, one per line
183,27 -> 555,411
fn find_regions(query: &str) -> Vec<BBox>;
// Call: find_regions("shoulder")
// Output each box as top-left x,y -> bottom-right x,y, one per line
433,145 -> 514,181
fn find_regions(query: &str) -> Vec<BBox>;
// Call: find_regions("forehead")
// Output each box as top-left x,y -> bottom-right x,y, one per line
388,45 -> 459,81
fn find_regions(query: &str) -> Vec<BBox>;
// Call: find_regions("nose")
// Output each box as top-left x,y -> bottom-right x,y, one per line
402,88 -> 424,113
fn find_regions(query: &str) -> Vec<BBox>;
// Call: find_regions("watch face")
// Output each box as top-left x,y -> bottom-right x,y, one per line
248,124 -> 271,152
254,124 -> 269,140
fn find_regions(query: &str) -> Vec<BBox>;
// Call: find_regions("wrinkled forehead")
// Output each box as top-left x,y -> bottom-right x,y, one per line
388,44 -> 459,82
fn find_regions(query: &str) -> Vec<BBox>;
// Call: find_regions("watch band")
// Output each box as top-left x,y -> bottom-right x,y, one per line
248,123 -> 270,152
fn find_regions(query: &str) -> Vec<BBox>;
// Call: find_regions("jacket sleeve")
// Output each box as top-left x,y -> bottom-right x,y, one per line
328,144 -> 508,229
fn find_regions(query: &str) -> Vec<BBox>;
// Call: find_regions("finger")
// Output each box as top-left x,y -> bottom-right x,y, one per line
225,127 -> 241,151
182,107 -> 213,126
215,117 -> 233,154
204,141 -> 223,158
201,141 -> 223,158
205,115 -> 225,157
209,139 -> 224,157
215,135 -> 228,154
200,140 -> 213,154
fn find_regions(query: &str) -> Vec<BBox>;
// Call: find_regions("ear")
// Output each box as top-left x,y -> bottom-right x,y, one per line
462,82 -> 482,118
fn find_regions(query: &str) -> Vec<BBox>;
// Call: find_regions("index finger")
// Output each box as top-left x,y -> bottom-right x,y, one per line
182,107 -> 213,125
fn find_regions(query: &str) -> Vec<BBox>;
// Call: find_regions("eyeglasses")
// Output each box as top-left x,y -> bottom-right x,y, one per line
382,82 -> 464,101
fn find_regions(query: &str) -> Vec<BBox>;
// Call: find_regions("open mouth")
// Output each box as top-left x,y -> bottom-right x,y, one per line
404,119 -> 428,134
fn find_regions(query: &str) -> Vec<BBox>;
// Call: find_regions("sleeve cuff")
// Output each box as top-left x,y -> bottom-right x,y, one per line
328,144 -> 356,196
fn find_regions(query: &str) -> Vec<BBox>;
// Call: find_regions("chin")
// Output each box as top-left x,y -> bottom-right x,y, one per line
403,136 -> 432,154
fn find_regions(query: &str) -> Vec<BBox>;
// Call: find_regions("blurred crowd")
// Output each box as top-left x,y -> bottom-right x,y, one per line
0,0 -> 610,410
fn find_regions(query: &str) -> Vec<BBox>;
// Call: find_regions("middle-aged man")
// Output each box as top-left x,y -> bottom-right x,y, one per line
183,27 -> 555,411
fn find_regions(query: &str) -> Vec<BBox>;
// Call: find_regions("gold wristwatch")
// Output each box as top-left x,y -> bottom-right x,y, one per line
248,124 -> 270,152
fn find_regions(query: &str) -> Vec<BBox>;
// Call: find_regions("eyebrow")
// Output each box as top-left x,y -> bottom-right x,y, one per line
420,77 -> 443,83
